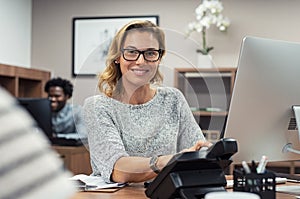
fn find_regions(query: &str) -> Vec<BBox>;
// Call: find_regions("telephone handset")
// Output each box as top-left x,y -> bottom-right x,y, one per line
205,137 -> 238,160
145,138 -> 238,199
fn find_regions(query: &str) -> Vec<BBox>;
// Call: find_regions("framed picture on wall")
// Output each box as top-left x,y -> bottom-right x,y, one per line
72,15 -> 159,76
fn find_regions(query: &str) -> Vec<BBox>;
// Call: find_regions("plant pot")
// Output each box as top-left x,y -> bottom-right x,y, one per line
197,53 -> 214,68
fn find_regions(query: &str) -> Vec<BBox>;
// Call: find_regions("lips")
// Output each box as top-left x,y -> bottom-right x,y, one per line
50,102 -> 58,109
131,68 -> 149,76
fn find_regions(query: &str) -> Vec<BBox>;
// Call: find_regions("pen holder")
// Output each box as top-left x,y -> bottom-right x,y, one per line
233,169 -> 276,199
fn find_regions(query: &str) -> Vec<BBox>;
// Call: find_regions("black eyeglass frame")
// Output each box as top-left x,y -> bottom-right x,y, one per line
121,49 -> 163,62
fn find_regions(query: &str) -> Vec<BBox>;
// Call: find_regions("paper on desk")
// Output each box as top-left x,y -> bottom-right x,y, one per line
276,185 -> 300,195
70,174 -> 126,190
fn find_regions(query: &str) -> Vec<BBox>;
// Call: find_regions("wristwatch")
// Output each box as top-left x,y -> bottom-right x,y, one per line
149,155 -> 161,174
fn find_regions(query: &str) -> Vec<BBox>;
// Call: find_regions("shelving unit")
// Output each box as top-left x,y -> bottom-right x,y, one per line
0,63 -> 51,98
174,67 -> 237,142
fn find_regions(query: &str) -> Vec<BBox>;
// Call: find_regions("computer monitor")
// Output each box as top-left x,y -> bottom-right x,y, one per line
224,36 -> 300,163
17,98 -> 53,139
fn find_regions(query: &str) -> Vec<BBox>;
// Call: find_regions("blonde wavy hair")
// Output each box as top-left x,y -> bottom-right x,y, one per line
98,20 -> 166,97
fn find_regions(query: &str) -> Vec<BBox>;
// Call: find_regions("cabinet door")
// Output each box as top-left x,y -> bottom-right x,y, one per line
52,146 -> 92,175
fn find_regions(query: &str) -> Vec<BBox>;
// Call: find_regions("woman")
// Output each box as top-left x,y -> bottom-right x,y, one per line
83,20 -> 211,183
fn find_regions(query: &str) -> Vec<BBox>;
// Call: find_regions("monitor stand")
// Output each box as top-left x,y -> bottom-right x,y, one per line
293,105 -> 300,140
282,105 -> 300,154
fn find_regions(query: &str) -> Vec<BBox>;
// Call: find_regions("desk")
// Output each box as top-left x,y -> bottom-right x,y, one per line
70,183 -> 298,199
52,145 -> 92,175
71,184 -> 146,199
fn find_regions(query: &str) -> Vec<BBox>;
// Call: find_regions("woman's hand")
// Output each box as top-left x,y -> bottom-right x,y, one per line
180,140 -> 213,153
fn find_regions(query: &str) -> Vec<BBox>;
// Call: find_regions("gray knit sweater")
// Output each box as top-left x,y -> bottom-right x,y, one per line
83,86 -> 205,182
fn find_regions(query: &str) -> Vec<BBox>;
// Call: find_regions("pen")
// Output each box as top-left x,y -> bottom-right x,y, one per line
242,161 -> 251,174
251,160 -> 257,173
257,155 -> 268,173
84,185 -> 98,191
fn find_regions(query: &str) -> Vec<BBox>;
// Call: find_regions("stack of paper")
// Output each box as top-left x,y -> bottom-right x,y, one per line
70,174 -> 126,191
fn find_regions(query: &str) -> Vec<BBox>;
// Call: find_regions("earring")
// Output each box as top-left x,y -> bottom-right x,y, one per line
114,60 -> 119,64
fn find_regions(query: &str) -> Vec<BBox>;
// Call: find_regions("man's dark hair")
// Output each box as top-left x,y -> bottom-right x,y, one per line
44,77 -> 73,97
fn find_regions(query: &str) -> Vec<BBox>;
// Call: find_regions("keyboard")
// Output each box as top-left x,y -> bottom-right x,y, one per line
276,185 -> 300,195
50,137 -> 87,146
275,173 -> 300,196
275,172 -> 300,183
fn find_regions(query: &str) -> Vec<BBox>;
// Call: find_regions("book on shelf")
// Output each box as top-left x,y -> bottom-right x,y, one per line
190,107 -> 226,112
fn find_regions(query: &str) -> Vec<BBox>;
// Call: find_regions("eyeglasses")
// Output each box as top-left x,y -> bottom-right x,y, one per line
121,49 -> 162,62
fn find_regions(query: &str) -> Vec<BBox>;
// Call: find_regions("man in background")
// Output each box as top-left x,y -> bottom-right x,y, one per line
44,77 -> 86,139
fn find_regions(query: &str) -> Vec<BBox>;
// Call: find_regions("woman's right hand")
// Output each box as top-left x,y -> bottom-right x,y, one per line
180,140 -> 213,153
157,141 -> 213,171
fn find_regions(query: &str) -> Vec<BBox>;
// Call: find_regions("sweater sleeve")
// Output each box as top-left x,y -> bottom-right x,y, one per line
83,96 -> 129,182
175,89 -> 206,151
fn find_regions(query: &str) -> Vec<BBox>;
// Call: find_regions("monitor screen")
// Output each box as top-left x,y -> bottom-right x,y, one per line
224,36 -> 300,163
17,98 -> 53,139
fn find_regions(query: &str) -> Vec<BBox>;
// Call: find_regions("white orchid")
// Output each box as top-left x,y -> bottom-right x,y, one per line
187,0 -> 230,55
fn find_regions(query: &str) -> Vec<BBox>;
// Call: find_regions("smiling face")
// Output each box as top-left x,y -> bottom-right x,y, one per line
47,86 -> 69,112
119,30 -> 160,89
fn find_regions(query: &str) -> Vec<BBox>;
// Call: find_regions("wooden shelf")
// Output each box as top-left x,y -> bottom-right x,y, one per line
192,111 -> 228,117
174,67 -> 236,94
175,67 -> 237,142
0,63 -> 51,97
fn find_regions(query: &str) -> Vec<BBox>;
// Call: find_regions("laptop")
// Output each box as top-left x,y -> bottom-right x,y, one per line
18,98 -> 86,146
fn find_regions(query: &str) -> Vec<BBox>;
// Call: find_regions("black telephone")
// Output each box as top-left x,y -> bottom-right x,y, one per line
145,138 -> 238,199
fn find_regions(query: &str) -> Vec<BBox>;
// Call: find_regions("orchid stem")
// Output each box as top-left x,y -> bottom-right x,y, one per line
202,28 -> 207,55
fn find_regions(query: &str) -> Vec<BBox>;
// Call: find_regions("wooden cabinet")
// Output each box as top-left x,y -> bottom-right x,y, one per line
0,63 -> 51,97
174,67 -> 237,142
52,145 -> 92,175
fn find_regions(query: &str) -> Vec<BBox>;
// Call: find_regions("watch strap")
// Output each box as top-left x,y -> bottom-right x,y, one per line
149,155 -> 161,174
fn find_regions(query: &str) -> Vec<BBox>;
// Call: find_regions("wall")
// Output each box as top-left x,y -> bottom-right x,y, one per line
31,0 -> 300,104
0,0 -> 31,67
